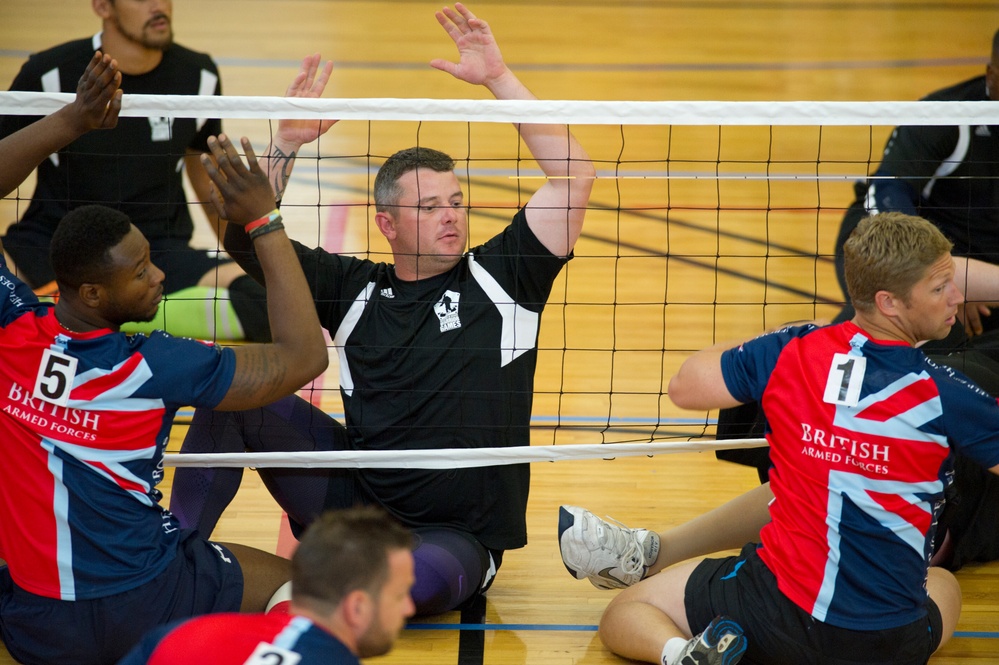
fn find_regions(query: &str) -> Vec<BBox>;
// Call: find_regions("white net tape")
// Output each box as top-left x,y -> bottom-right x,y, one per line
7,91 -> 976,468
1,92 -> 997,126
165,438 -> 768,468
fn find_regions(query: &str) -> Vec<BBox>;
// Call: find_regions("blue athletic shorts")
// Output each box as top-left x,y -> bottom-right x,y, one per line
684,542 -> 942,665
0,529 -> 243,665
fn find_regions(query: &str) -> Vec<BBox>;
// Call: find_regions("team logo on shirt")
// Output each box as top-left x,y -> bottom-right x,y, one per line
149,117 -> 174,142
434,290 -> 462,332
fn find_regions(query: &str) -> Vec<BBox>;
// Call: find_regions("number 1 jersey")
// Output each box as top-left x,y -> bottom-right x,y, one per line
721,321 -> 999,630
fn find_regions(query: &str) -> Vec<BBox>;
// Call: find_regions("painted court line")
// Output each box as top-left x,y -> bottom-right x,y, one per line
406,623 -> 999,639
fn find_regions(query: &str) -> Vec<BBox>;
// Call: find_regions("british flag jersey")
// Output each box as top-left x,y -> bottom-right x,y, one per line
721,321 -> 999,630
0,260 -> 235,601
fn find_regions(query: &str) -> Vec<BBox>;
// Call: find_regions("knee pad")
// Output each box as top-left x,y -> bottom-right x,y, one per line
410,527 -> 492,615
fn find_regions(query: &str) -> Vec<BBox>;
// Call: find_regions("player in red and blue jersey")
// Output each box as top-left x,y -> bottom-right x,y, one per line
118,507 -> 415,665
559,212 -> 999,665
0,65 -> 328,665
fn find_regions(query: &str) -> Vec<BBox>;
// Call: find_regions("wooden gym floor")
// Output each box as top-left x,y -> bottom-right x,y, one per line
1,1 -> 998,663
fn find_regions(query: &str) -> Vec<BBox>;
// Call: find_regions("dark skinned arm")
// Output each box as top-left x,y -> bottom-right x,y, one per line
200,134 -> 327,410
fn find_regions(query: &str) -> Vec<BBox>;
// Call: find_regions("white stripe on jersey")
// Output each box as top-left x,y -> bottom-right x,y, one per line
814,471 -> 942,622
468,252 -> 539,367
40,67 -> 62,167
831,370 -> 947,447
68,355 -> 166,413
272,615 -> 314,650
333,282 -> 376,397
43,444 -> 76,600
196,69 -> 219,132
922,125 -> 970,200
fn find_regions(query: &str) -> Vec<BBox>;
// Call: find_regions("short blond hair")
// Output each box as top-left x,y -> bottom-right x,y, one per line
843,212 -> 953,313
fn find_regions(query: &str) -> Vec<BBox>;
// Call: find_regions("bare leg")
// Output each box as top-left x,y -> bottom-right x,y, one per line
927,567 -> 961,653
598,559 -> 700,662
222,542 -> 291,612
649,482 -> 773,574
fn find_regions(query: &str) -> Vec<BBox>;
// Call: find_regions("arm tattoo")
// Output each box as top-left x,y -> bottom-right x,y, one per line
268,146 -> 297,204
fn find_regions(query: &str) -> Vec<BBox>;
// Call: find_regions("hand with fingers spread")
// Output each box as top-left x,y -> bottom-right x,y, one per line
0,51 -> 124,200
265,54 -> 337,204
201,135 -> 277,226
275,53 -> 338,148
67,51 -> 123,132
427,2 -> 594,259
430,2 -> 511,89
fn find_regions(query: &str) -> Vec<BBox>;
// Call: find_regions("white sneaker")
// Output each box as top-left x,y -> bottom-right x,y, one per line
672,616 -> 747,665
557,505 -> 660,589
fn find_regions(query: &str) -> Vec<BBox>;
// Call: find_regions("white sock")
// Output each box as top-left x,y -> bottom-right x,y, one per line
265,581 -> 293,613
661,636 -> 689,665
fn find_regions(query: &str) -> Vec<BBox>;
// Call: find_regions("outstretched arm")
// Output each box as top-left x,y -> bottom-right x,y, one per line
669,320 -> 824,410
431,3 -> 594,258
0,51 -> 121,199
264,54 -> 337,204
227,55 -> 336,280
201,135 -> 328,410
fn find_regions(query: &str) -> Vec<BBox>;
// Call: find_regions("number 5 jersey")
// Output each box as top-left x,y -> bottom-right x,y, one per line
0,260 -> 236,601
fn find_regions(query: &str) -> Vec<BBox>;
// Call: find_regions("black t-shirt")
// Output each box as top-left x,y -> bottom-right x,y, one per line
1,36 -> 222,254
290,208 -> 568,550
869,75 -> 999,262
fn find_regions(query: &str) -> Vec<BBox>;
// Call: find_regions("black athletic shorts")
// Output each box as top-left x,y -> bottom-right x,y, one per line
684,543 -> 942,665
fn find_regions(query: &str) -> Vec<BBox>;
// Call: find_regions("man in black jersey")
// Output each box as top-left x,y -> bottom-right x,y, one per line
170,2 -> 596,616
0,0 -> 276,342
833,28 -> 999,337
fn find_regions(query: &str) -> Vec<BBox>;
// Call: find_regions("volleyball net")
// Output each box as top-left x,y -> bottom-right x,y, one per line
2,93 -> 995,463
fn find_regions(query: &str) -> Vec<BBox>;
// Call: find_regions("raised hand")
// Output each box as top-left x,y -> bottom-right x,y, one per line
430,3 -> 509,87
68,51 -> 123,131
275,53 -> 337,148
0,51 -> 123,199
201,135 -> 277,226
